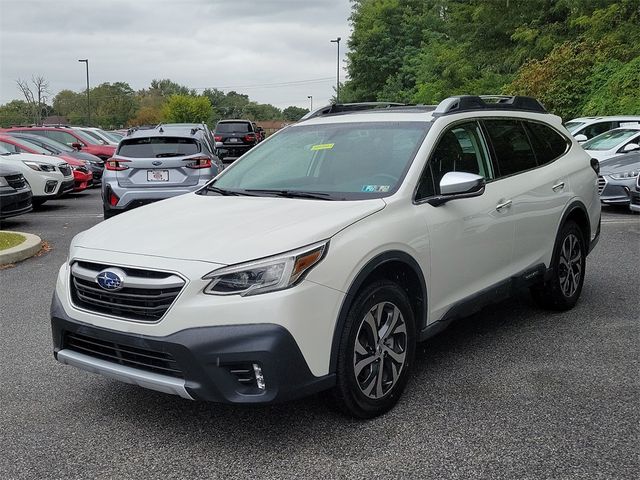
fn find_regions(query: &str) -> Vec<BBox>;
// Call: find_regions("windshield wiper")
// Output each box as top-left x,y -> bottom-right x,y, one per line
201,185 -> 255,197
246,189 -> 334,200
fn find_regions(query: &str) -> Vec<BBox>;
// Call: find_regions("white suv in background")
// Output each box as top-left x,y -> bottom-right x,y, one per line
51,96 -> 601,418
565,116 -> 640,142
0,145 -> 74,205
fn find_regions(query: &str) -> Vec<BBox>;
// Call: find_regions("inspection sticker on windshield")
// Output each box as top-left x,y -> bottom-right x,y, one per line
362,185 -> 390,193
310,143 -> 335,151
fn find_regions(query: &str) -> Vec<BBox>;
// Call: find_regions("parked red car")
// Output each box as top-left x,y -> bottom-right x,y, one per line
0,134 -> 93,192
1,126 -> 116,160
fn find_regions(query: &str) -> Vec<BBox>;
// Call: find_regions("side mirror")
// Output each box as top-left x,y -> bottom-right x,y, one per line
427,172 -> 485,207
71,142 -> 83,150
574,134 -> 588,143
215,141 -> 223,149
622,143 -> 640,153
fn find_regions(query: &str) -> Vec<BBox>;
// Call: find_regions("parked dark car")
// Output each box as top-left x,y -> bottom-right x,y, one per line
597,152 -> 640,206
4,132 -> 105,183
213,120 -> 259,162
0,165 -> 32,220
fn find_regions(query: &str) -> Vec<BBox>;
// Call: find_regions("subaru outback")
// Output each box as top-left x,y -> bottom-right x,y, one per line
102,125 -> 223,218
52,96 -> 600,418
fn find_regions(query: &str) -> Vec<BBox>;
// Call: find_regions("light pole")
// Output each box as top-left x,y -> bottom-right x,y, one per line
78,59 -> 90,125
330,37 -> 341,103
307,95 -> 313,111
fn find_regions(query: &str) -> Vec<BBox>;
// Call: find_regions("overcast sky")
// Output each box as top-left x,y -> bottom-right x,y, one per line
0,0 -> 352,109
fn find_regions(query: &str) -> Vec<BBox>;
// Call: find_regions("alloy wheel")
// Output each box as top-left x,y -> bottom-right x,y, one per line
558,233 -> 582,298
353,302 -> 408,399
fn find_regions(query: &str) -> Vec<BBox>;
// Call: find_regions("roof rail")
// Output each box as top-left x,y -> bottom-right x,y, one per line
433,95 -> 546,116
301,102 -> 407,120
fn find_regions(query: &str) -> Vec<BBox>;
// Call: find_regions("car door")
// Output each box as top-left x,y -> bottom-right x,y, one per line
415,120 -> 516,320
482,119 -> 572,274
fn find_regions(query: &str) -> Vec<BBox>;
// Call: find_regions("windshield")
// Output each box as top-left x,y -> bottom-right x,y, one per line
216,122 -> 251,133
564,121 -> 585,134
73,129 -> 100,145
99,130 -> 122,142
0,144 -> 13,155
117,137 -> 200,157
583,129 -> 640,151
211,121 -> 430,200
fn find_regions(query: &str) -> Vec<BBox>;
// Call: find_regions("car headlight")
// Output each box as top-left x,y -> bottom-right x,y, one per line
23,161 -> 56,172
0,177 -> 8,187
610,170 -> 639,180
203,241 -> 328,296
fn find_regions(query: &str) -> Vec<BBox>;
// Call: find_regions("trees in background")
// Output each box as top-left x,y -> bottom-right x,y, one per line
343,0 -> 640,119
0,77 -> 309,128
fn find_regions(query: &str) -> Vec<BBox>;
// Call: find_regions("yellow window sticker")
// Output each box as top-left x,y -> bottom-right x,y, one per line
310,143 -> 335,151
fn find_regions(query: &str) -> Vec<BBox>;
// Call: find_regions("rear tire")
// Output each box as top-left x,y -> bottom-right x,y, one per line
331,280 -> 416,419
531,220 -> 586,311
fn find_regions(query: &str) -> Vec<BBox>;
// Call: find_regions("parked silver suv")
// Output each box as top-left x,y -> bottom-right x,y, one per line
102,125 -> 223,219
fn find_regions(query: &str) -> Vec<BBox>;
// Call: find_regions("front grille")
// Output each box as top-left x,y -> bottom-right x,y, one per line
597,176 -> 606,195
59,164 -> 72,176
64,332 -> 183,378
5,174 -> 27,190
70,261 -> 185,322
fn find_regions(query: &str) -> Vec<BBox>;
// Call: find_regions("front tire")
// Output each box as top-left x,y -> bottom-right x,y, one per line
332,280 -> 416,419
531,220 -> 586,311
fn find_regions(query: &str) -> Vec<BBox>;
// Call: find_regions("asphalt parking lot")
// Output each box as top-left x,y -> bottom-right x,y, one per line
0,188 -> 638,480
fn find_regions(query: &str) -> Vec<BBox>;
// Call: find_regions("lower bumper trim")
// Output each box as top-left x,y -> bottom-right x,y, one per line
56,349 -> 194,400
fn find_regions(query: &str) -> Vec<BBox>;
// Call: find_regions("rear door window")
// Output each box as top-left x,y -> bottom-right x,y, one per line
583,121 -> 615,139
483,119 -> 537,177
118,137 -> 200,158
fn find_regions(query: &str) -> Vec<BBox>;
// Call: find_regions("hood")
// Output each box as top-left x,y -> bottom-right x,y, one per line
73,193 -> 386,264
599,153 -> 640,175
69,151 -> 103,163
6,152 -> 66,166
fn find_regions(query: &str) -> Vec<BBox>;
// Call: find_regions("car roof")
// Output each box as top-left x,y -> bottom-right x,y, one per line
125,126 -> 206,140
568,116 -> 640,123
216,119 -> 252,123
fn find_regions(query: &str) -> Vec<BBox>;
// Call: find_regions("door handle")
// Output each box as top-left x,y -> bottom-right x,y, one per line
495,200 -> 512,211
552,182 -> 565,192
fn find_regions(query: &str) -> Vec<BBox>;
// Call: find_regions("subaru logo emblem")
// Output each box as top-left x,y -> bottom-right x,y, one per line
152,160 -> 162,166
96,268 -> 126,291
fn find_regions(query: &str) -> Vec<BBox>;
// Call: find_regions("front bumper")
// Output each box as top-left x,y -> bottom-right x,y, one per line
57,178 -> 75,197
0,187 -> 32,219
599,176 -> 635,205
51,293 -> 335,403
630,189 -> 640,212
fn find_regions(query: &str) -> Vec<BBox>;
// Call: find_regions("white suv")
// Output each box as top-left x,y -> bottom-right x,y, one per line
51,96 -> 601,418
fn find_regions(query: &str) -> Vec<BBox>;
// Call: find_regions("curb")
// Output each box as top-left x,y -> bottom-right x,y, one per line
0,231 -> 43,265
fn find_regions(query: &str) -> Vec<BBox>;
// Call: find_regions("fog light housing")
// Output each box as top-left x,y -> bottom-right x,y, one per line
45,180 -> 58,194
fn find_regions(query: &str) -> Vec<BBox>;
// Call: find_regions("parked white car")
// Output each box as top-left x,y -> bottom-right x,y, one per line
0,145 -> 74,205
51,96 -> 600,418
72,127 -> 120,146
565,116 -> 640,143
582,126 -> 640,162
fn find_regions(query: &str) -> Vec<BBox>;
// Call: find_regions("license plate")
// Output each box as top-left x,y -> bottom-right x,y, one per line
229,138 -> 239,143
147,170 -> 169,182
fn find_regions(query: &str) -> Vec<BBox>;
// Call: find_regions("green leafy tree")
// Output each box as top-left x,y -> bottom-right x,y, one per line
0,100 -> 33,127
282,106 -> 309,121
162,94 -> 212,123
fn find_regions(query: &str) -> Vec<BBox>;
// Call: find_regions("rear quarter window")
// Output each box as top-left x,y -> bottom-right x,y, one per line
524,122 -> 569,165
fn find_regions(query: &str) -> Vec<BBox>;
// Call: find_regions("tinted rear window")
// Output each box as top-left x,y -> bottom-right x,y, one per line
524,122 -> 568,165
118,137 -> 200,158
216,122 -> 251,133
